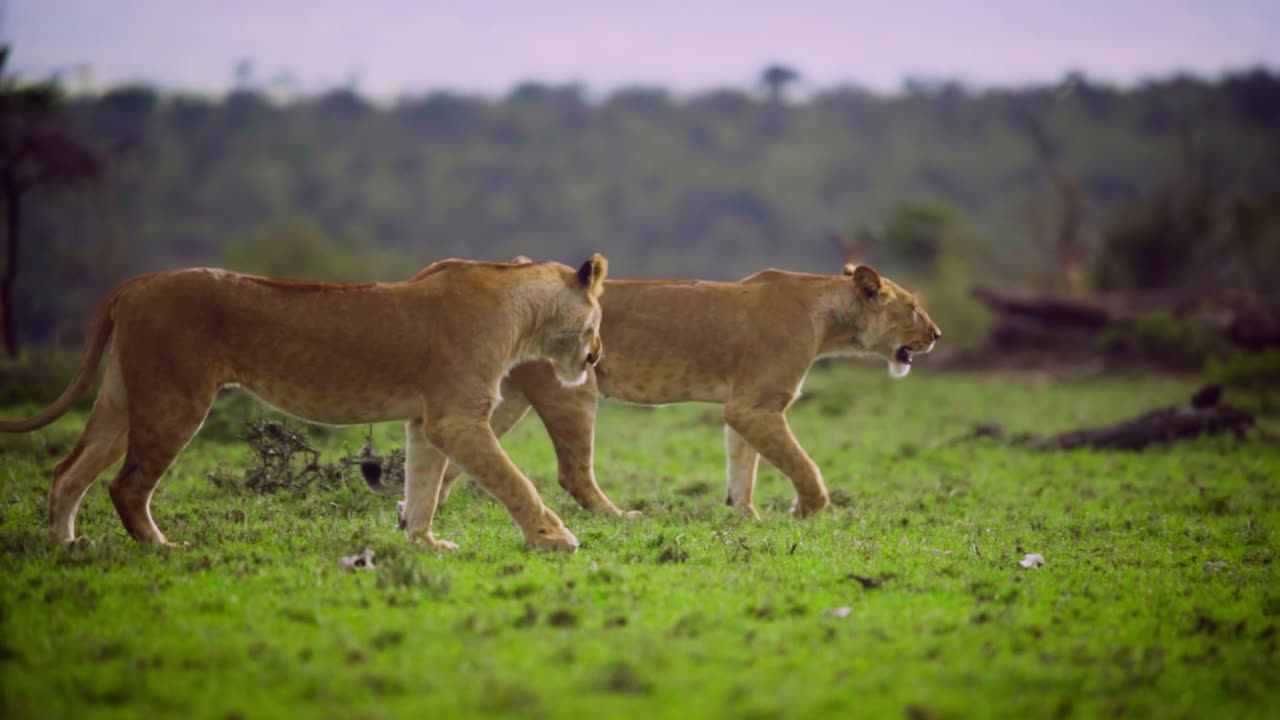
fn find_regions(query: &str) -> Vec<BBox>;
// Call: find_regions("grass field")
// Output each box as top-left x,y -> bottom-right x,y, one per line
2,366 -> 1278,719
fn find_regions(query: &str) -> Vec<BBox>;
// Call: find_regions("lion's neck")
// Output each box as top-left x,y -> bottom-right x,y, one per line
810,281 -> 864,349
506,277 -> 564,363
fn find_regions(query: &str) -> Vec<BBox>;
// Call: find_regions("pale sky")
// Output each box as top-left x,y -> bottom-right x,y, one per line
5,0 -> 1279,97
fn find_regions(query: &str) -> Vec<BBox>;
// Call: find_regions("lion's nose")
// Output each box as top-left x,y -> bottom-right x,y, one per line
586,351 -> 599,366
932,328 -> 942,341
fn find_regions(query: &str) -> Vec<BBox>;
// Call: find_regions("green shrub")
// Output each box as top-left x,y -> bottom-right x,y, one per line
1206,349 -> 1280,388
1098,310 -> 1226,367
0,353 -> 91,409
883,201 -> 952,274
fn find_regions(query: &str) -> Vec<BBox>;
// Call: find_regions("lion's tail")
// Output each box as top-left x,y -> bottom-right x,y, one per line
0,288 -> 119,433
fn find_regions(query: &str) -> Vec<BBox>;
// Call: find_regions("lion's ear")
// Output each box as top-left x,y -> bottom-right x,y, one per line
511,255 -> 534,265
850,264 -> 882,301
577,253 -> 608,297
842,263 -> 857,277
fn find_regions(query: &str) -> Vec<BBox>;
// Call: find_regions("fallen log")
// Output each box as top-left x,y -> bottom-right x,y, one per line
970,285 -> 1116,329
965,385 -> 1255,451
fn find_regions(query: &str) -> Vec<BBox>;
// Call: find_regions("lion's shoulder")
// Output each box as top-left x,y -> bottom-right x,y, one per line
410,259 -> 515,282
738,269 -> 833,285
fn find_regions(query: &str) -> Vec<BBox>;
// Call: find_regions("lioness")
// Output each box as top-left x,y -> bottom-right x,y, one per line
0,256 -> 610,552
368,262 -> 940,519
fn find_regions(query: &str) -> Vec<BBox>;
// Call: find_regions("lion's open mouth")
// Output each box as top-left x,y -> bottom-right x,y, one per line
887,345 -> 913,378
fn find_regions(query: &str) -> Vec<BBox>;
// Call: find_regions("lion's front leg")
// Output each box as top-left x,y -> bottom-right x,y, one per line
519,363 -> 628,516
425,415 -> 578,552
401,418 -> 456,551
724,404 -> 829,517
437,373 -> 535,504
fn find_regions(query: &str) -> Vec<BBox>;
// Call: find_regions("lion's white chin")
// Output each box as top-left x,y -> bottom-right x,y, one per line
888,361 -> 912,379
557,368 -> 589,387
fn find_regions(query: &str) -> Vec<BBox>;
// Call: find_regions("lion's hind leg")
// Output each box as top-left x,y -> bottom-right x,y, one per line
723,424 -> 761,520
108,383 -> 215,545
401,418 -> 456,551
49,358 -> 129,543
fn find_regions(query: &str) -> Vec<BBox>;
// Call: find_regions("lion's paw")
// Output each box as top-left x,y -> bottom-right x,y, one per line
427,538 -> 459,552
410,532 -> 459,552
528,526 -> 580,553
789,496 -> 829,518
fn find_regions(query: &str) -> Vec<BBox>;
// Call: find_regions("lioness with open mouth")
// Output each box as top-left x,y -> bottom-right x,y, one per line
368,261 -> 939,520
1,256 -> 609,553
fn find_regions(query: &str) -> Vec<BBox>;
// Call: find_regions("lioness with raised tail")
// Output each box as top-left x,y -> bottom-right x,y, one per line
1,256 -> 609,553
367,261 -> 940,520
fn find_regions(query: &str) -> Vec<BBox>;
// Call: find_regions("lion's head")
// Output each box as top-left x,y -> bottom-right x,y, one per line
841,264 -> 941,378
529,254 -> 607,386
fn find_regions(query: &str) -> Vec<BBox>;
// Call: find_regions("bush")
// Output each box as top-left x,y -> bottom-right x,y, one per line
1206,350 -> 1280,389
882,201 -> 952,274
1093,184 -> 1212,292
0,353 -> 91,410
1098,310 -> 1226,368
205,418 -> 354,495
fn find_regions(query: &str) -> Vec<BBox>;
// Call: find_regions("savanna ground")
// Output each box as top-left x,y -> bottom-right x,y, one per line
1,365 -> 1278,719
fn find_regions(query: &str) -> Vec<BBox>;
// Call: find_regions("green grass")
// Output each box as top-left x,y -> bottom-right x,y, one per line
2,366 -> 1278,719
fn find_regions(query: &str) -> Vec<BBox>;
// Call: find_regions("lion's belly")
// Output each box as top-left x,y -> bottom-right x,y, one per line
595,361 -> 729,405
237,382 -> 421,426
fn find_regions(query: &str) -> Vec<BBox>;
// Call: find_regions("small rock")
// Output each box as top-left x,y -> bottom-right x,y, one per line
1019,553 -> 1045,568
825,606 -> 853,619
587,561 -> 599,573
1203,561 -> 1228,573
339,548 -> 376,572
396,501 -> 407,531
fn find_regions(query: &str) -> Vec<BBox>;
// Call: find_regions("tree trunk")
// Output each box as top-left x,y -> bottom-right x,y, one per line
2,187 -> 21,360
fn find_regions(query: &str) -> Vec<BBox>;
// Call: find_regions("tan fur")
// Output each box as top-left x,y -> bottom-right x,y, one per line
429,264 -> 939,519
2,257 -> 610,552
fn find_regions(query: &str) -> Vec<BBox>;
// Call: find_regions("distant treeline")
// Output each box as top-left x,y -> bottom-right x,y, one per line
13,69 -> 1280,345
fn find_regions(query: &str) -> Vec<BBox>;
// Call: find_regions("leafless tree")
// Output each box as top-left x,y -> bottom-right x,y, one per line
0,47 -> 103,358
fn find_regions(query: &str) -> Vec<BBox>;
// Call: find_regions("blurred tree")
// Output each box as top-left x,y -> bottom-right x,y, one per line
760,64 -> 799,104
604,86 -> 670,115
1092,181 -> 1211,292
223,89 -> 271,132
1009,93 -> 1085,294
882,201 -> 951,274
395,92 -> 482,138
224,218 -> 360,281
89,84 -> 157,151
12,65 -> 1280,349
1222,193 -> 1280,304
1222,67 -> 1280,127
233,59 -> 256,89
313,88 -> 369,119
0,48 -> 103,358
